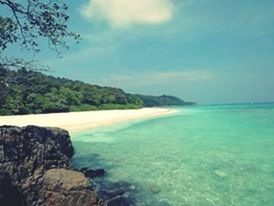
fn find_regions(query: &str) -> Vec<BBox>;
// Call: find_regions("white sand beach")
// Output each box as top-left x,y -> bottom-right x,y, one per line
0,108 -> 175,133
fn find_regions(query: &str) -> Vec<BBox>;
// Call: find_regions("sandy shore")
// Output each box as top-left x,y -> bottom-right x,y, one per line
0,108 -> 175,133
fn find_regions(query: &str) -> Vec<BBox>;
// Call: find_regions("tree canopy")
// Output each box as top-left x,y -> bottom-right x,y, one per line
0,0 -> 80,69
135,94 -> 195,107
0,69 -> 144,115
0,69 -> 192,115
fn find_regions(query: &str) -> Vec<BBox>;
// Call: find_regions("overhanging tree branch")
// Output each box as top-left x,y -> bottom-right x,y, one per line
0,0 -> 80,53
0,0 -> 80,75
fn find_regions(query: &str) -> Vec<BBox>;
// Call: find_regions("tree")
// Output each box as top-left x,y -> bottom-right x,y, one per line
0,67 -> 10,105
0,0 -> 80,70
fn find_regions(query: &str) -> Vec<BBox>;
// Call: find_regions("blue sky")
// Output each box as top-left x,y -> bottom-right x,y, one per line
3,0 -> 274,104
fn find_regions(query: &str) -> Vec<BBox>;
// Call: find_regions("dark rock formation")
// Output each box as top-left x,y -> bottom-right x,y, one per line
40,168 -> 97,206
0,125 -> 97,206
0,125 -> 136,206
96,180 -> 136,206
81,167 -> 106,178
104,194 -> 132,206
0,171 -> 22,206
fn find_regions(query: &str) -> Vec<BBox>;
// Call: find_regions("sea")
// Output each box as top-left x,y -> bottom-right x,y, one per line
72,103 -> 274,206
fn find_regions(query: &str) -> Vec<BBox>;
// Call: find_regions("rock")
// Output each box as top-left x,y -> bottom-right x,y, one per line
0,171 -> 21,206
39,168 -> 97,206
96,180 -> 135,206
0,125 -> 87,206
148,184 -> 161,194
0,125 -> 135,206
214,170 -> 226,177
104,193 -> 132,206
98,187 -> 126,201
81,167 -> 106,178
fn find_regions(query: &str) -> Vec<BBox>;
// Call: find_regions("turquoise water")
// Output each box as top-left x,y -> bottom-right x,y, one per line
72,103 -> 274,206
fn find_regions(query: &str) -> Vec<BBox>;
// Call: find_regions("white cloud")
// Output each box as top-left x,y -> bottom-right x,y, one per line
103,70 -> 217,87
80,0 -> 174,28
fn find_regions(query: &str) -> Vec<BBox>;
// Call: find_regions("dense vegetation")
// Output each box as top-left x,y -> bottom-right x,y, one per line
0,68 -> 194,115
136,94 -> 195,107
0,68 -> 143,115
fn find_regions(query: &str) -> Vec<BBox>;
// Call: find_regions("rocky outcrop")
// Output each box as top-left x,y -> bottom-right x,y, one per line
40,169 -> 97,206
0,125 -> 97,206
81,167 -> 106,178
96,180 -> 136,206
0,125 -> 136,206
0,171 -> 22,206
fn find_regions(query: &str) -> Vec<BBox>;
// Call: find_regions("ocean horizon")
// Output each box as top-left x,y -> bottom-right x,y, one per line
72,103 -> 274,205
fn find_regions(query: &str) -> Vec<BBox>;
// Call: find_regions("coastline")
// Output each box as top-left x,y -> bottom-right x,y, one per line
0,108 -> 176,134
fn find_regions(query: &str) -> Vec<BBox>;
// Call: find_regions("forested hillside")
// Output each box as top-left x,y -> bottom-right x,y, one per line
0,68 -> 143,115
136,94 -> 195,107
0,68 -> 194,115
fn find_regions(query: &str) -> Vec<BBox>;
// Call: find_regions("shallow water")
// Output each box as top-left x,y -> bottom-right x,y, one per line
72,103 -> 274,206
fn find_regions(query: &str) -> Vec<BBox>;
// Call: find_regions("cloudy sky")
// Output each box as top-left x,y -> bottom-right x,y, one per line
5,0 -> 274,104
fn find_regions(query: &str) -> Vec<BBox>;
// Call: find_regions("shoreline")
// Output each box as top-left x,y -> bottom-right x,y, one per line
0,108 -> 176,134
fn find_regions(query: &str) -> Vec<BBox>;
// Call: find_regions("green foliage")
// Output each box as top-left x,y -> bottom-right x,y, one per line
0,67 -> 8,105
70,104 -> 97,112
99,104 -> 141,110
0,0 -> 79,53
136,94 -> 195,107
0,68 -> 191,115
0,68 -> 143,115
0,1 -> 80,73
0,16 -> 17,50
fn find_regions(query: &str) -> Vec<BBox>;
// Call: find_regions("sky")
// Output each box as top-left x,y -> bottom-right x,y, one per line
3,0 -> 274,104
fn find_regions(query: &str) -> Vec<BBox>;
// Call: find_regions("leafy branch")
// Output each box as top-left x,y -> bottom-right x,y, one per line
0,0 -> 80,54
